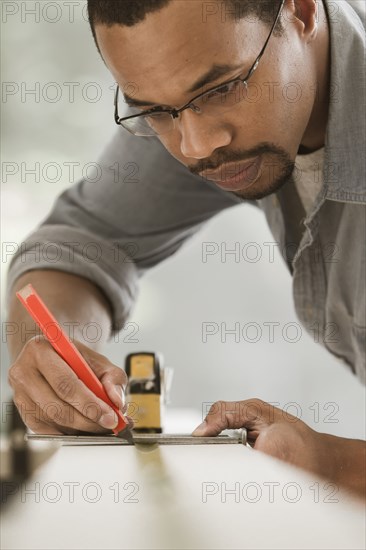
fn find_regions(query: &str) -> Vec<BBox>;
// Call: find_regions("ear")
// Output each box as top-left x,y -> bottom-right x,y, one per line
284,0 -> 319,42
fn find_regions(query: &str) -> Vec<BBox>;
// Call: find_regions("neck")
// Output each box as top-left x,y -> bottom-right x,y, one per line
300,1 -> 331,153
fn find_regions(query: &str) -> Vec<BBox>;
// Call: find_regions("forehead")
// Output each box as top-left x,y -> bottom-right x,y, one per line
96,0 -> 262,96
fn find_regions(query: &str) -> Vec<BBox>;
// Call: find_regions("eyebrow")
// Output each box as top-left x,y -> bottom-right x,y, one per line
122,63 -> 244,108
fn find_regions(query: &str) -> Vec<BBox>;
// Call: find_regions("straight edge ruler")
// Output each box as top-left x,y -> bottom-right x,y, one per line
26,429 -> 247,446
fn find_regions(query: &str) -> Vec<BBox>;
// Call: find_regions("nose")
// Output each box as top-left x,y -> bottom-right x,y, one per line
178,108 -> 232,159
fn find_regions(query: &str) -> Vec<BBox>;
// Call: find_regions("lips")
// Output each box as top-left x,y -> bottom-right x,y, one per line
199,156 -> 262,192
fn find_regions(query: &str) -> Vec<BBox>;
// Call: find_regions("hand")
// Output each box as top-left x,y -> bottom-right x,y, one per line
193,398 -> 322,469
192,398 -> 366,499
8,335 -> 128,435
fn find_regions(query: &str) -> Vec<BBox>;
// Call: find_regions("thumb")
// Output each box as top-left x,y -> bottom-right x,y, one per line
192,399 -> 268,436
192,400 -> 244,436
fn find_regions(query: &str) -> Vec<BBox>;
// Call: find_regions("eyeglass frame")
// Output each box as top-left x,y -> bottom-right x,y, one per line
114,0 -> 286,134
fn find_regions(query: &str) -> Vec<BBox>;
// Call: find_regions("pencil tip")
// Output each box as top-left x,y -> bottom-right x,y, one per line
115,427 -> 134,445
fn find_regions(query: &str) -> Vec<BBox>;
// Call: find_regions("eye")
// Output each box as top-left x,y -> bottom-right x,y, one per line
206,81 -> 237,99
143,106 -> 172,116
128,105 -> 169,116
145,111 -> 169,120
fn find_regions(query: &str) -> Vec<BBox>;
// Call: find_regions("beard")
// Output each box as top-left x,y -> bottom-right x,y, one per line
188,142 -> 296,201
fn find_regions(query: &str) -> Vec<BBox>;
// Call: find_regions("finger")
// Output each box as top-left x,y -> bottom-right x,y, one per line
15,375 -> 114,435
125,415 -> 135,428
37,355 -> 119,430
192,399 -> 271,436
11,359 -> 106,433
12,337 -> 120,431
73,341 -> 128,412
103,380 -> 125,411
14,394 -> 62,435
74,342 -> 128,390
26,419 -> 63,435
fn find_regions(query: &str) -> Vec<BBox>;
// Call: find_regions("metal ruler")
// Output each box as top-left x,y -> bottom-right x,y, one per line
26,430 -> 247,446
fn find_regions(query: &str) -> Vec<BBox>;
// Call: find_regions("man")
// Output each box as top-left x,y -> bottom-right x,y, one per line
6,1 -> 365,498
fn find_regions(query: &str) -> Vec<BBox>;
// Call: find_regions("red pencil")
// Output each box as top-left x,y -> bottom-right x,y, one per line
16,283 -> 131,439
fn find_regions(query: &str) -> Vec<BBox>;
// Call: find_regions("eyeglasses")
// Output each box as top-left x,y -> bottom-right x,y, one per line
114,0 -> 285,137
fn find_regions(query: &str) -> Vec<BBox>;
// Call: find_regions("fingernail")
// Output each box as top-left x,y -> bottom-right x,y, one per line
192,420 -> 207,436
126,415 -> 135,428
115,385 -> 125,409
99,411 -> 118,429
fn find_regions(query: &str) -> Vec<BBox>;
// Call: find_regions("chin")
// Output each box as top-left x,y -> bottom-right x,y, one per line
233,165 -> 295,201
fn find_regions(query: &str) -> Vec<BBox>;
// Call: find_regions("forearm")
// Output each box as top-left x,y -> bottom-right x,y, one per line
318,433 -> 366,500
7,270 -> 113,360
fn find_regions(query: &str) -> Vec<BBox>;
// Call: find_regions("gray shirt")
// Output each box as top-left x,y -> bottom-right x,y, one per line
7,0 -> 366,383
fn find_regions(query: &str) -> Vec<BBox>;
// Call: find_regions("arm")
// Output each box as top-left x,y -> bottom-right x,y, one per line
6,131 -> 239,335
8,270 -> 112,360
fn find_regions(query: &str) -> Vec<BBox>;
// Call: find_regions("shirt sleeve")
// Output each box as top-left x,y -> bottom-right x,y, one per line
6,130 -> 240,334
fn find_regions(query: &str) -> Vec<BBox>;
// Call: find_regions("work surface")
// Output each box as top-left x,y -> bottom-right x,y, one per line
1,438 -> 365,550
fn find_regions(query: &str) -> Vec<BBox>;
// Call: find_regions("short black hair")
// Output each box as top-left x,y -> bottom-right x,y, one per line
87,0 -> 284,54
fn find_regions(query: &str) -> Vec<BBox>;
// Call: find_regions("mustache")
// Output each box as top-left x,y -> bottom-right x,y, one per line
188,142 -> 292,175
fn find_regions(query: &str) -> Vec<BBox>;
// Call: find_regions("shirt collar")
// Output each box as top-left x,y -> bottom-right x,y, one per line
323,0 -> 366,203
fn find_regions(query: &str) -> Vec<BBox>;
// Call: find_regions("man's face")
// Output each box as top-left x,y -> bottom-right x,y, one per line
96,1 -> 318,200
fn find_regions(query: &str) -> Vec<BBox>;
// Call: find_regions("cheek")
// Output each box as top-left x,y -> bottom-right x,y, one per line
234,78 -> 314,152
268,64 -> 316,135
157,133 -> 189,164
